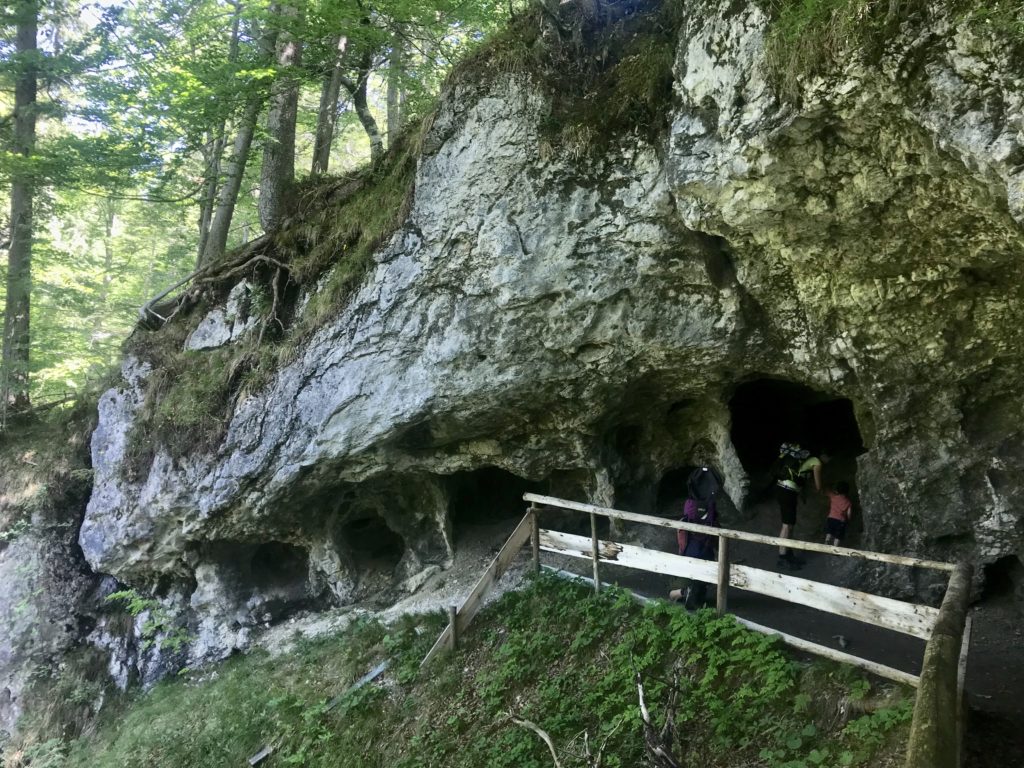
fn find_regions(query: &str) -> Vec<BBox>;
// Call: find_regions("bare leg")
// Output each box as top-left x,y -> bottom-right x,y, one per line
779,523 -> 793,555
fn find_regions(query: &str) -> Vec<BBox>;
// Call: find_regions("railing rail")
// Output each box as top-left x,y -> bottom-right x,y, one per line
420,493 -> 972,765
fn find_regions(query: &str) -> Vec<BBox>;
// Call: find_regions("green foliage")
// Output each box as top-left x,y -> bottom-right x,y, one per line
104,589 -> 192,653
33,576 -> 912,768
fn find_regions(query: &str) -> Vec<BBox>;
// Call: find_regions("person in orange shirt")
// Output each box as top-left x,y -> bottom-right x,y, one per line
824,481 -> 854,547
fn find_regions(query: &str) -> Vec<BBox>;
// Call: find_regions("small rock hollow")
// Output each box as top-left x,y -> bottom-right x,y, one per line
655,466 -> 700,517
338,513 -> 405,575
448,466 -> 544,541
982,554 -> 1024,603
250,542 -> 309,598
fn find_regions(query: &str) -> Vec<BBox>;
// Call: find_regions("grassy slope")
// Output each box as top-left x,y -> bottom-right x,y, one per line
22,577 -> 912,768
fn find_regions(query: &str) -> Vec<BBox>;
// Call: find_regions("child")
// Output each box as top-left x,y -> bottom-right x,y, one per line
825,481 -> 853,547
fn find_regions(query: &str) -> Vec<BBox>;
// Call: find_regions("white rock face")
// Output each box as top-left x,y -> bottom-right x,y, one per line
79,1 -> 1024,660
184,281 -> 257,350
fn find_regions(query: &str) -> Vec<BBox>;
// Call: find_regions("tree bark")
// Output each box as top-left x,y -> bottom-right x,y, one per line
3,0 -> 38,411
91,199 -> 117,349
195,4 -> 242,269
386,34 -> 404,148
258,1 -> 303,232
342,51 -> 383,165
311,35 -> 347,177
202,95 -> 262,265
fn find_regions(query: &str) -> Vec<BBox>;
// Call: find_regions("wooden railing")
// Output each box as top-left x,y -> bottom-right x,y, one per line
420,493 -> 973,763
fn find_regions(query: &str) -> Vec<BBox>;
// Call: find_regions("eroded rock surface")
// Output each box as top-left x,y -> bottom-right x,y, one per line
81,2 -> 1024,661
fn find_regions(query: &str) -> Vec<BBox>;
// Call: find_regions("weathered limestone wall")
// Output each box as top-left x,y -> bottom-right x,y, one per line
73,1 -> 1024,667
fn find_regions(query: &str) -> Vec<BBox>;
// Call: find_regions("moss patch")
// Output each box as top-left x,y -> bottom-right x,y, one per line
30,577 -> 913,768
455,0 -> 681,155
765,0 -> 1024,100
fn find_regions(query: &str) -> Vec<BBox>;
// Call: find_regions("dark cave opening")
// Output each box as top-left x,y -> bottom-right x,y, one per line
448,466 -> 545,541
728,377 -> 865,475
655,466 -> 699,517
339,513 -> 406,573
250,542 -> 310,595
982,555 -> 1024,603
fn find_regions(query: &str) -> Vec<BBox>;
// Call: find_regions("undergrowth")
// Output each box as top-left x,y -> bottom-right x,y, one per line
14,577 -> 913,768
456,0 -> 681,155
0,405 -> 95,548
765,0 -> 1024,100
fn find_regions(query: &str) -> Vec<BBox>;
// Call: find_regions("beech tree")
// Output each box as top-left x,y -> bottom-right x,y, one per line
2,0 -> 39,411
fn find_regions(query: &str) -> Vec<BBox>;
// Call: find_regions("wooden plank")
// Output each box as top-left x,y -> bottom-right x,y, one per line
539,529 -> 718,584
524,493 -> 955,572
530,505 -> 540,574
729,563 -> 937,639
325,660 -> 390,712
590,513 -> 600,594
421,512 -> 532,667
454,512 -> 533,637
541,528 -> 936,639
716,538 -> 729,617
420,623 -> 452,669
734,617 -> 920,688
448,605 -> 458,651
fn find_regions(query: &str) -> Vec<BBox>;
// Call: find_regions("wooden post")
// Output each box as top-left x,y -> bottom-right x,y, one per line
716,537 -> 729,617
448,605 -> 458,652
530,504 -> 540,574
590,513 -> 600,594
904,562 -> 973,768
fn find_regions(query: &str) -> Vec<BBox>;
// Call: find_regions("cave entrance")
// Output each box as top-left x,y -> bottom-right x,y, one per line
448,466 -> 545,543
728,378 -> 864,478
982,555 -> 1024,604
250,542 -> 310,597
339,513 -> 405,574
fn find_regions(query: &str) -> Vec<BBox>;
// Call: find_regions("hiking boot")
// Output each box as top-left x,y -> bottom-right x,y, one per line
777,555 -> 803,571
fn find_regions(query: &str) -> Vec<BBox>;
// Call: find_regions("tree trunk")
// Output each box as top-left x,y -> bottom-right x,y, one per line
202,94 -> 262,266
195,137 -> 222,269
342,52 -> 383,165
91,199 -> 117,349
386,34 -> 403,148
311,35 -> 347,177
2,0 -> 38,412
258,2 -> 303,232
197,1 -> 245,268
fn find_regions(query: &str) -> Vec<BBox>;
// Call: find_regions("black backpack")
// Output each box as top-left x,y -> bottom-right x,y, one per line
774,443 -> 809,486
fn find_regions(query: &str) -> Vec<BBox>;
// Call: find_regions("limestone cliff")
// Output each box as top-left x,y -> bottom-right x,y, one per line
60,0 -> 1024,683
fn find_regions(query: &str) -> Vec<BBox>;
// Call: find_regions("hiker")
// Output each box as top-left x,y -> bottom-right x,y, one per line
824,480 -> 854,547
669,466 -> 721,609
774,443 -> 828,569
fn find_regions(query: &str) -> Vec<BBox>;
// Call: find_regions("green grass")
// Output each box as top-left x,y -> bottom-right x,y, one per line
10,577 -> 913,768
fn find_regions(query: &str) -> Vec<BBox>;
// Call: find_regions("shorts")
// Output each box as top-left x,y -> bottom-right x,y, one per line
776,486 -> 798,526
826,517 -> 847,540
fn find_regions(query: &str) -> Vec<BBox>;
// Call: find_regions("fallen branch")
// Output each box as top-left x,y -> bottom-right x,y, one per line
636,670 -> 682,768
510,716 -> 564,768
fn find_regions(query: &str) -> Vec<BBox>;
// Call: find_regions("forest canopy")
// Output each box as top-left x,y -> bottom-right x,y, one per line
0,0 -> 512,415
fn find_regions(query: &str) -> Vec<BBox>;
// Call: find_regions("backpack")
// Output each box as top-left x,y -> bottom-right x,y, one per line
686,466 -> 722,506
678,496 -> 718,558
774,443 -> 809,487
